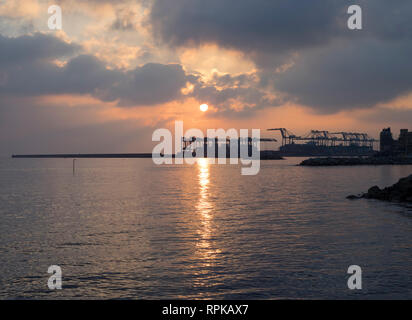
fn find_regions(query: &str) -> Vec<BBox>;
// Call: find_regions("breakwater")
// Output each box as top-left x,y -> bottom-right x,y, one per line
300,156 -> 412,166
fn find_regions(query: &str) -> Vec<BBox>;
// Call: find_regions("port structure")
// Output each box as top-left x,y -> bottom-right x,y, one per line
267,128 -> 378,148
181,137 -> 276,150
180,136 -> 279,159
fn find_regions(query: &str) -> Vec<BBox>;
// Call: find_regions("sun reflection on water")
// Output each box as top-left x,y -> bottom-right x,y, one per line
195,158 -> 221,267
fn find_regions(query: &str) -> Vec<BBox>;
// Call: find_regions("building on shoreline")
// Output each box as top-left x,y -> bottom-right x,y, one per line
380,128 -> 412,155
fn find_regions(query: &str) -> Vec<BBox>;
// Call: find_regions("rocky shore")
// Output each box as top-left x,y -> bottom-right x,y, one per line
347,174 -> 412,203
300,156 -> 412,166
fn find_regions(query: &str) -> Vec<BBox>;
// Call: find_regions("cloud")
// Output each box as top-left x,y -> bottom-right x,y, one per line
361,0 -> 412,41
150,0 -> 412,113
0,33 -> 79,66
0,33 -> 190,107
150,0 -> 412,58
0,53 -> 114,96
0,0 -> 40,18
3,1 -> 412,118
191,72 -> 283,116
274,39 -> 412,113
111,8 -> 139,31
150,0 -> 346,62
101,63 -> 188,106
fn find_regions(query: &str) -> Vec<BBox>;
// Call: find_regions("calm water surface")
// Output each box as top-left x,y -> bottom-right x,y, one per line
0,157 -> 411,299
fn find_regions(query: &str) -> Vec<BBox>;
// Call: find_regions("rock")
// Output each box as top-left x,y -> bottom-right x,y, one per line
348,174 -> 412,203
364,186 -> 382,199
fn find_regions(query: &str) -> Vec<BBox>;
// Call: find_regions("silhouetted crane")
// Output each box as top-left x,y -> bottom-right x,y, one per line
268,128 -> 378,148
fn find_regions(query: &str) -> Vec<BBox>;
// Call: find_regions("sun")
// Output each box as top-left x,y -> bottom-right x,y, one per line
200,104 -> 208,112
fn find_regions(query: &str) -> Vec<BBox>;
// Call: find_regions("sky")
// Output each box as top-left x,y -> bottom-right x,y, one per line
0,0 -> 411,154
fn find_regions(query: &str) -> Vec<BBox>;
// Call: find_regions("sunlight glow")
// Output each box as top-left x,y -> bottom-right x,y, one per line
200,104 -> 209,112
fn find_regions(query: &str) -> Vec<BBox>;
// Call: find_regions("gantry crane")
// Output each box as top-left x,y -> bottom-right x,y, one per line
268,128 -> 378,148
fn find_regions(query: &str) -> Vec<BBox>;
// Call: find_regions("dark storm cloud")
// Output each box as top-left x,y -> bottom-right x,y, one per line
150,0 -> 412,113
274,39 -> 412,112
150,0 -> 412,59
150,0 -> 346,59
0,54 -> 115,96
0,33 -> 189,107
0,33 -> 79,66
100,63 -> 188,106
361,0 -> 412,41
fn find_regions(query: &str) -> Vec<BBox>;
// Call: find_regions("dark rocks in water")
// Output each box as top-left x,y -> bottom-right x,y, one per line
364,186 -> 383,199
346,194 -> 361,200
300,156 -> 412,166
347,174 -> 412,203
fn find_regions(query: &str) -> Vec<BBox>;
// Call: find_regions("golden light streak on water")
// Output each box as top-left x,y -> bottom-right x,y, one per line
195,158 -> 221,269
